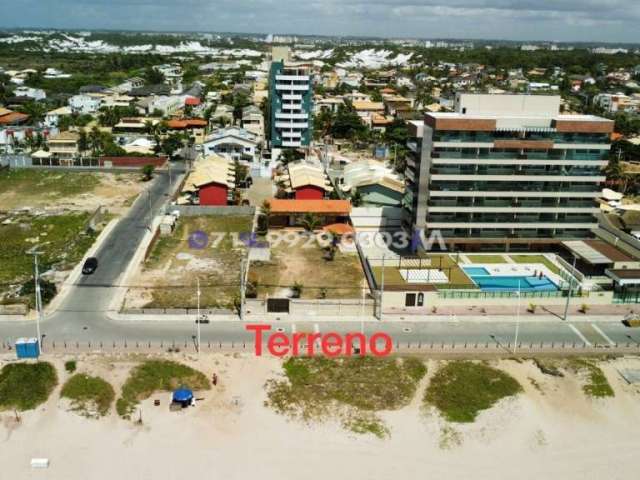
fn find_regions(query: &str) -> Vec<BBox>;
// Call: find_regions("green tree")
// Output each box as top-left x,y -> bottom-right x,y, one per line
141,164 -> 155,181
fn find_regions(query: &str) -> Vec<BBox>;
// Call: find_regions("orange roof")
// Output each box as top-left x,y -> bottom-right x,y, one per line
323,223 -> 354,235
185,97 -> 201,106
0,111 -> 29,125
611,132 -> 623,142
166,118 -> 208,129
269,199 -> 351,215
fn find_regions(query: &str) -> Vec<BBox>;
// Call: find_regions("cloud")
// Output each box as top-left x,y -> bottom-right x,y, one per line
0,0 -> 638,42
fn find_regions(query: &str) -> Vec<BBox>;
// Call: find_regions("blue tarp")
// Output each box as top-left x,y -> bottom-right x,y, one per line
173,388 -> 194,403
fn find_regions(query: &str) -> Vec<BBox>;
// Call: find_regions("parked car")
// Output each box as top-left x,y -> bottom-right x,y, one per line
82,257 -> 98,274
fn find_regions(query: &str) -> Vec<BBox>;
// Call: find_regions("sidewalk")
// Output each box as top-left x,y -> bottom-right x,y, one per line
107,311 -> 628,324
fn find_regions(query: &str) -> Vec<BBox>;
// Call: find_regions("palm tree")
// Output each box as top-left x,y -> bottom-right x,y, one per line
78,130 -> 89,156
88,127 -> 102,156
301,213 -> 320,232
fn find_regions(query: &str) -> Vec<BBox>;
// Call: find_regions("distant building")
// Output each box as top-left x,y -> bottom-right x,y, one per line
47,131 -> 81,163
269,47 -> 313,149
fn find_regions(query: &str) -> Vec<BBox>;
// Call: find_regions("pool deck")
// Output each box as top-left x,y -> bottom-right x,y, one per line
463,263 -> 566,290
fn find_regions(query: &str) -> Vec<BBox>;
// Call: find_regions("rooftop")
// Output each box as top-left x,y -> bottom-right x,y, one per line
268,199 -> 351,215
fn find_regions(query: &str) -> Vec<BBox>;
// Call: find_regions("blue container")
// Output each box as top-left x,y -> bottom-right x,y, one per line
15,338 -> 40,359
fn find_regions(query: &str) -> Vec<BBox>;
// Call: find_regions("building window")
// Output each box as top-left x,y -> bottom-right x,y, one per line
417,293 -> 424,307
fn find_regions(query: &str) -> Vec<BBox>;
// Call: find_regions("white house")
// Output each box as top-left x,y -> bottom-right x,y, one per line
202,127 -> 260,164
14,86 -> 46,101
44,106 -> 73,128
68,94 -> 102,114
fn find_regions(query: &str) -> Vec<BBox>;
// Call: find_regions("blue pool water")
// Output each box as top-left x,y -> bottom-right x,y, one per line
463,267 -> 490,276
463,267 -> 559,292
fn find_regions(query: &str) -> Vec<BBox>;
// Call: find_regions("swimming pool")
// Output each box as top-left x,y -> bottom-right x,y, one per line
463,267 -> 559,292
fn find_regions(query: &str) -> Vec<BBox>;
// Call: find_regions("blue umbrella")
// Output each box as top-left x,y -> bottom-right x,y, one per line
173,388 -> 194,403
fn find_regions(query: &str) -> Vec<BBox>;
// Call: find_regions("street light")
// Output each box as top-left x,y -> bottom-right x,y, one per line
514,279 -> 521,355
28,250 -> 44,353
196,277 -> 201,358
563,255 -> 578,321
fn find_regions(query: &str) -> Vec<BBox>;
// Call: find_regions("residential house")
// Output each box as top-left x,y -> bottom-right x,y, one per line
241,105 -> 265,138
340,160 -> 405,207
266,199 -> 351,228
13,86 -> 46,101
154,63 -> 183,94
47,131 -> 81,163
44,106 -> 72,128
181,154 -> 236,206
352,100 -> 385,127
166,118 -> 208,144
283,161 -> 332,199
201,127 -> 260,164
68,94 -> 102,114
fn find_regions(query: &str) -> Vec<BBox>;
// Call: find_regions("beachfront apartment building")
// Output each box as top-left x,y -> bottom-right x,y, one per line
403,93 -> 613,251
269,47 -> 313,150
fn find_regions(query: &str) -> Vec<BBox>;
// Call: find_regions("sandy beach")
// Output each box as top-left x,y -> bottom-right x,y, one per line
2,353 -> 640,480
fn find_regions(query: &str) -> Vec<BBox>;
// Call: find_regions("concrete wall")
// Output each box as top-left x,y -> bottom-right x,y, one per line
350,206 -> 403,231
166,205 -> 255,216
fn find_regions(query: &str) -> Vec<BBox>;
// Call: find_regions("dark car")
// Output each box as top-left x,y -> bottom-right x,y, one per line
82,257 -> 98,275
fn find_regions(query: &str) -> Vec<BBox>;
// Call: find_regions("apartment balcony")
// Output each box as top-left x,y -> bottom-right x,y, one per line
282,94 -> 302,101
275,74 -> 310,82
275,121 -> 309,129
281,103 -> 303,110
275,112 -> 309,120
282,140 -> 302,147
275,84 -> 310,91
282,131 -> 302,138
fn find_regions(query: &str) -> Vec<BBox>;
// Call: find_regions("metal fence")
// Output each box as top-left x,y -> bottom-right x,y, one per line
2,338 -> 639,355
438,289 -> 587,300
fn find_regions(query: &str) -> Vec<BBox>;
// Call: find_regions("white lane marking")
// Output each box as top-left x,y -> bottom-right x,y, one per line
591,324 -> 615,346
568,324 -> 592,346
291,323 -> 296,334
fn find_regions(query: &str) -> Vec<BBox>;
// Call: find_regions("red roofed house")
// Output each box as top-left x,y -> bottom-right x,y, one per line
180,155 -> 235,206
267,199 -> 351,228
166,118 -> 208,143
280,162 -> 333,200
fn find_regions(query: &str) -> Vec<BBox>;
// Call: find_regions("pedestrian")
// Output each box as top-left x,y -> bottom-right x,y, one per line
212,373 -> 218,386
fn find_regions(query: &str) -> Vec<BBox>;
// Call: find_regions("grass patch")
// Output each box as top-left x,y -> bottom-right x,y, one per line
342,412 -> 389,438
0,169 -> 101,210
249,232 -> 365,299
266,357 -> 426,436
466,255 -> 506,264
510,255 -> 560,274
0,362 -> 58,411
116,360 -> 210,418
0,212 -> 95,293
424,361 -> 522,423
64,360 -> 77,373
61,374 -> 115,417
566,359 -> 614,398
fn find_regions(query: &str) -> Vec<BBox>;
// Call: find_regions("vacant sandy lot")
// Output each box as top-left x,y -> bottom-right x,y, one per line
2,353 -> 640,480
0,169 -> 146,214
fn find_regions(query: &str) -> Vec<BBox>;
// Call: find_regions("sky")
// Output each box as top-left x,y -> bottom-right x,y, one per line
0,0 -> 638,43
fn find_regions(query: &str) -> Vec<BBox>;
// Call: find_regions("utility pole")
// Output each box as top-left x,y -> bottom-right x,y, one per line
514,279 -> 521,355
379,254 -> 385,321
30,251 -> 44,353
147,190 -> 153,231
196,277 -> 201,358
239,258 -> 246,321
563,255 -> 578,321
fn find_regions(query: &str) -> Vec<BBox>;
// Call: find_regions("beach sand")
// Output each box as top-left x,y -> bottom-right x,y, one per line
2,353 -> 640,480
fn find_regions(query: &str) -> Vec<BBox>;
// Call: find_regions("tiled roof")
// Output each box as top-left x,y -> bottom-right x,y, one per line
268,199 -> 351,215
